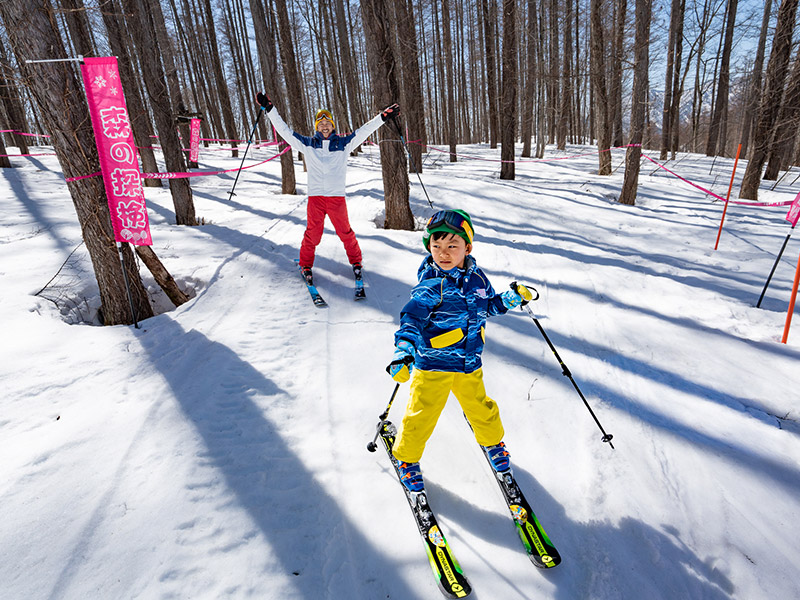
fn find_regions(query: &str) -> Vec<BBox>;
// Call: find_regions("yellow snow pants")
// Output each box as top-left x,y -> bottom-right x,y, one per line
392,368 -> 504,464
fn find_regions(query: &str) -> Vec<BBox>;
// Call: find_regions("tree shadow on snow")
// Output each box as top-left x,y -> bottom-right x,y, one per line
125,318 -> 420,600
429,466 -> 736,599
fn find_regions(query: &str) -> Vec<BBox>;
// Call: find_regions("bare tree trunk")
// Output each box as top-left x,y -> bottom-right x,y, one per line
609,0 -> 625,148
590,0 -> 612,175
740,0 -> 799,200
0,0 -> 153,325
765,45 -> 800,179
121,0 -> 196,224
667,0 -> 685,158
660,0 -> 680,160
99,0 -> 162,187
0,36 -> 30,155
442,0 -> 458,161
58,0 -> 97,56
556,0 -> 575,150
705,0 -> 738,157
199,0 -> 239,158
275,0 -> 310,134
535,0 -> 546,157
499,0 -> 517,180
740,0 -> 771,159
619,0 -> 651,206
0,121 -> 11,167
135,245 -> 189,307
480,0 -> 499,148
394,0 -> 426,172
334,0 -> 366,132
249,0 -> 296,194
360,0 -> 413,230
521,0 -> 539,157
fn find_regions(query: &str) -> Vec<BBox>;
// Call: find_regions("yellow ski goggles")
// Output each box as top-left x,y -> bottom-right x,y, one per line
314,109 -> 335,130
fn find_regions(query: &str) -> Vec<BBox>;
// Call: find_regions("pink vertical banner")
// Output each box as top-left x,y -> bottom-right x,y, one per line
786,191 -> 800,227
80,56 -> 151,246
189,118 -> 201,163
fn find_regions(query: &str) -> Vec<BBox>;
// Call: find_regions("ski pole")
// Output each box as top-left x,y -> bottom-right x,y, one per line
366,356 -> 414,452
390,118 -> 434,209
511,282 -> 615,449
227,107 -> 264,200
757,224 -> 795,308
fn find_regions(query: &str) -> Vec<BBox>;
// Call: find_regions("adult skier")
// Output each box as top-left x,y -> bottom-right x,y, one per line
256,92 -> 400,285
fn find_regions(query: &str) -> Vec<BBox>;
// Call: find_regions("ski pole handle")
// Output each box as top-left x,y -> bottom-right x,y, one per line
509,281 -> 539,306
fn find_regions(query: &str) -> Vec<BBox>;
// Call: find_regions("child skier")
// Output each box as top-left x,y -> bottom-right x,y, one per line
256,92 -> 399,285
387,209 -> 533,492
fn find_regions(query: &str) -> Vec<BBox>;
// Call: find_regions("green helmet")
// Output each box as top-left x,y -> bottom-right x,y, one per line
422,209 -> 474,250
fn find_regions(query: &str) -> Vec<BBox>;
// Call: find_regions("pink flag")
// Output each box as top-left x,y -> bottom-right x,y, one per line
787,192 -> 800,227
80,56 -> 151,246
189,118 -> 201,163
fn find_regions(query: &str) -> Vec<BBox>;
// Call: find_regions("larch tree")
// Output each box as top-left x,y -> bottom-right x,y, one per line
740,0 -> 799,200
618,0 -> 652,206
590,0 -> 612,175
248,0 -> 296,194
360,0 -> 413,230
705,0 -> 738,157
119,0 -> 196,224
0,0 -> 153,324
499,0 -> 517,180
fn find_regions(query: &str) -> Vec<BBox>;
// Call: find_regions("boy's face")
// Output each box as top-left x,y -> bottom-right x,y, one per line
316,116 -> 334,138
430,233 -> 472,270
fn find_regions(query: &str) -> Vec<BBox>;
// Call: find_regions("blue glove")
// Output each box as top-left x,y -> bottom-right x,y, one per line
501,283 -> 534,309
387,340 -> 414,382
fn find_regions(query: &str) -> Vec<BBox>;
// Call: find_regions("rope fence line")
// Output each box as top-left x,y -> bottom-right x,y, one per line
4,127 -> 794,208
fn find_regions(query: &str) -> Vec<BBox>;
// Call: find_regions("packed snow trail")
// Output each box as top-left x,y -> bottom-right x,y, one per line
2,143 -> 800,599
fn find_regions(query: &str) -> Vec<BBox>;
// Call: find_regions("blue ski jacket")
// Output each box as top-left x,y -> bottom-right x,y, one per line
266,107 -> 384,197
395,255 -> 508,374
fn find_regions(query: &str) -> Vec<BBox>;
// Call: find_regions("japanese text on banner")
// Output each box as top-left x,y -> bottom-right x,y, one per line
189,118 -> 201,164
80,56 -> 152,246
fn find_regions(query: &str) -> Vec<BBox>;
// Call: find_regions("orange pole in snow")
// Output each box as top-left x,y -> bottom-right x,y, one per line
781,251 -> 800,344
714,143 -> 743,250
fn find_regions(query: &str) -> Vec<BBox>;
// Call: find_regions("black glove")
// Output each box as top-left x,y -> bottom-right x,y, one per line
381,103 -> 400,122
256,92 -> 273,111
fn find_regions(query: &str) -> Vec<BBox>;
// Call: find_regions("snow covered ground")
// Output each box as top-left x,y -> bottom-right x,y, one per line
1,139 -> 799,600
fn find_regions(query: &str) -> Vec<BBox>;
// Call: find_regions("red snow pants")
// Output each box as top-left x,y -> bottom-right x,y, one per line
299,195 -> 362,268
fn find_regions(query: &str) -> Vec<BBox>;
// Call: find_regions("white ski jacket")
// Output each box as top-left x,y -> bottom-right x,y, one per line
266,107 -> 384,197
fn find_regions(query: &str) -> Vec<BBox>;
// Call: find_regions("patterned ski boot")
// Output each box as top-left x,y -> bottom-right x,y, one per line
301,267 -> 313,286
484,442 -> 511,473
397,460 -> 424,492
